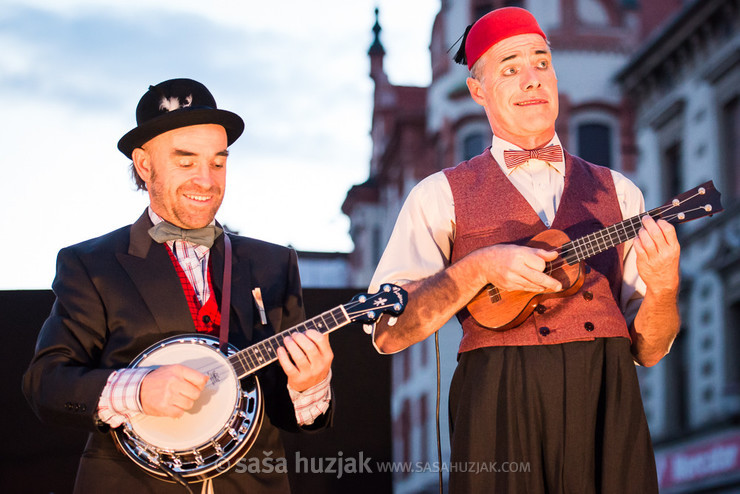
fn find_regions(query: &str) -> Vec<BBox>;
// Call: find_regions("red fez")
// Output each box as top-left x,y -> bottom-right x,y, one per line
463,7 -> 547,70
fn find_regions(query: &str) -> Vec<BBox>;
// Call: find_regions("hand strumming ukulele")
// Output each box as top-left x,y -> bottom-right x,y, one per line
467,181 -> 723,331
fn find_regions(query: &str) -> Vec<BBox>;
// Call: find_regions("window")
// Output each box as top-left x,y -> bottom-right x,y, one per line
473,1 -> 523,20
662,142 -> 683,201
372,225 -> 383,266
399,399 -> 411,475
725,301 -> 740,412
577,123 -> 612,168
662,327 -> 688,437
419,394 -> 428,462
463,133 -> 486,161
721,96 -> 740,203
652,102 -> 684,202
473,1 -> 496,21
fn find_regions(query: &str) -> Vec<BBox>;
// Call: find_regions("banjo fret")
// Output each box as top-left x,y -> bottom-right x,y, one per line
229,304 -> 352,379
111,285 -> 408,482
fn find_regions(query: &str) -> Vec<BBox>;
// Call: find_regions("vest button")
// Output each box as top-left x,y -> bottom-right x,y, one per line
539,326 -> 550,336
584,322 -> 595,331
202,315 -> 211,324
535,304 -> 547,314
583,291 -> 593,301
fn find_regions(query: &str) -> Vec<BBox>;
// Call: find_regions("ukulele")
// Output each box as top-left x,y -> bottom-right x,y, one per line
466,181 -> 723,330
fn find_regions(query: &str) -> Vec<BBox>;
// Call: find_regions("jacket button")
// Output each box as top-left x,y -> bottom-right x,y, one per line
202,315 -> 211,324
535,304 -> 547,314
585,322 -> 595,331
585,265 -> 592,274
539,326 -> 550,336
583,291 -> 593,301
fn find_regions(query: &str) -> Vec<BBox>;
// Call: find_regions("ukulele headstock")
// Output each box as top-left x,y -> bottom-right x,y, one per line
658,181 -> 723,225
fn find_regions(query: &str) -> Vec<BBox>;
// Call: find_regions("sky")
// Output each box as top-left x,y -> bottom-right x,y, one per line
1,0 -> 440,289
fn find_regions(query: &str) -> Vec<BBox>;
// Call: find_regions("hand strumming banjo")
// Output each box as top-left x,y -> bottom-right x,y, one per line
111,284 -> 407,484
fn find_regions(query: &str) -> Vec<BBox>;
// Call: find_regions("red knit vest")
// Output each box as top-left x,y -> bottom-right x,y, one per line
444,150 -> 631,352
165,244 -> 221,335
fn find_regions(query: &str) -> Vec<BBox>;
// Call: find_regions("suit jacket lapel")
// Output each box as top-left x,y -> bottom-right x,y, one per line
116,210 -> 195,334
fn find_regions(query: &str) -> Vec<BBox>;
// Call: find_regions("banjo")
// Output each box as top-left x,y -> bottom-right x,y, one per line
111,283 -> 407,484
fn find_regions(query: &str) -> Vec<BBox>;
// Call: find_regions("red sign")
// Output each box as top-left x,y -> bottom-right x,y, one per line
656,431 -> 740,489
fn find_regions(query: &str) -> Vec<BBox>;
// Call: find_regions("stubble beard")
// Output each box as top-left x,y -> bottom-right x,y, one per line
149,168 -> 223,229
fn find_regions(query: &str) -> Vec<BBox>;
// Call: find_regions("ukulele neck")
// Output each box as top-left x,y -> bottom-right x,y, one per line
556,209 -> 662,266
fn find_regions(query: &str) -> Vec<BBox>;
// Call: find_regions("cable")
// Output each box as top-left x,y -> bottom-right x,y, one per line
158,462 -> 194,494
435,330 -> 443,494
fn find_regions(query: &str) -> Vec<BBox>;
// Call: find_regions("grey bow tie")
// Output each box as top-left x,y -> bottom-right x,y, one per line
148,221 -> 223,248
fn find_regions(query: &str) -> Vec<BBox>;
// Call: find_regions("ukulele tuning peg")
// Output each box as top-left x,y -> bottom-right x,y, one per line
672,199 -> 680,206
699,187 -> 706,195
704,205 -> 712,212
677,212 -> 686,220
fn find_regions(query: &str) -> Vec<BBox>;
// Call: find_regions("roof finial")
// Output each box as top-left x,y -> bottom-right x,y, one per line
369,7 -> 385,55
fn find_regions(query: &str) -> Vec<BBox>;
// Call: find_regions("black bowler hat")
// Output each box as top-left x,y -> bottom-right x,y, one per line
117,78 -> 245,158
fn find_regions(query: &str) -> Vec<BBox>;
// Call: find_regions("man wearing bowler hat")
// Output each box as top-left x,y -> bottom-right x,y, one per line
369,7 -> 681,493
23,78 -> 333,493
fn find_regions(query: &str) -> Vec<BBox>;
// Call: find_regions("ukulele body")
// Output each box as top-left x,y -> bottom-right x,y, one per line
466,229 -> 585,331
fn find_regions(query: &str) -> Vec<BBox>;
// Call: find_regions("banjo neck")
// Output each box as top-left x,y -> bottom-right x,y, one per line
226,283 -> 408,379
227,305 -> 351,379
113,285 -> 407,482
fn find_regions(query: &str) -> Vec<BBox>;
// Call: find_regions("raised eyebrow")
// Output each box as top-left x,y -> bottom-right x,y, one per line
500,47 -> 550,64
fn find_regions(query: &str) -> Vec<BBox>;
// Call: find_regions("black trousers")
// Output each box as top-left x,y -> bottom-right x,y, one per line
448,338 -> 658,494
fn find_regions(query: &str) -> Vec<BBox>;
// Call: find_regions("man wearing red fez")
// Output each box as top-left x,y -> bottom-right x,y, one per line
369,7 -> 679,493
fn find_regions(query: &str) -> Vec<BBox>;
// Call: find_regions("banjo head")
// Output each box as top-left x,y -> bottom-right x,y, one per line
132,338 -> 239,449
112,334 -> 263,481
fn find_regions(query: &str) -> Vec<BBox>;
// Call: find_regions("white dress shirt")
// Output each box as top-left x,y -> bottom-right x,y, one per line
369,134 -> 647,346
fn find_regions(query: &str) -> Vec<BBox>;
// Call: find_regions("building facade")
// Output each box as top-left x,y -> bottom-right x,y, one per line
618,0 -> 740,491
344,0 -> 740,492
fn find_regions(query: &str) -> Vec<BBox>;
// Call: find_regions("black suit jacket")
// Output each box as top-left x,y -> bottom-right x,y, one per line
23,211 -> 329,493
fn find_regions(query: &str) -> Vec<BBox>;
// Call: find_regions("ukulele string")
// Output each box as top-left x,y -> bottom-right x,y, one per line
549,202 -> 685,263
485,201 -> 708,299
